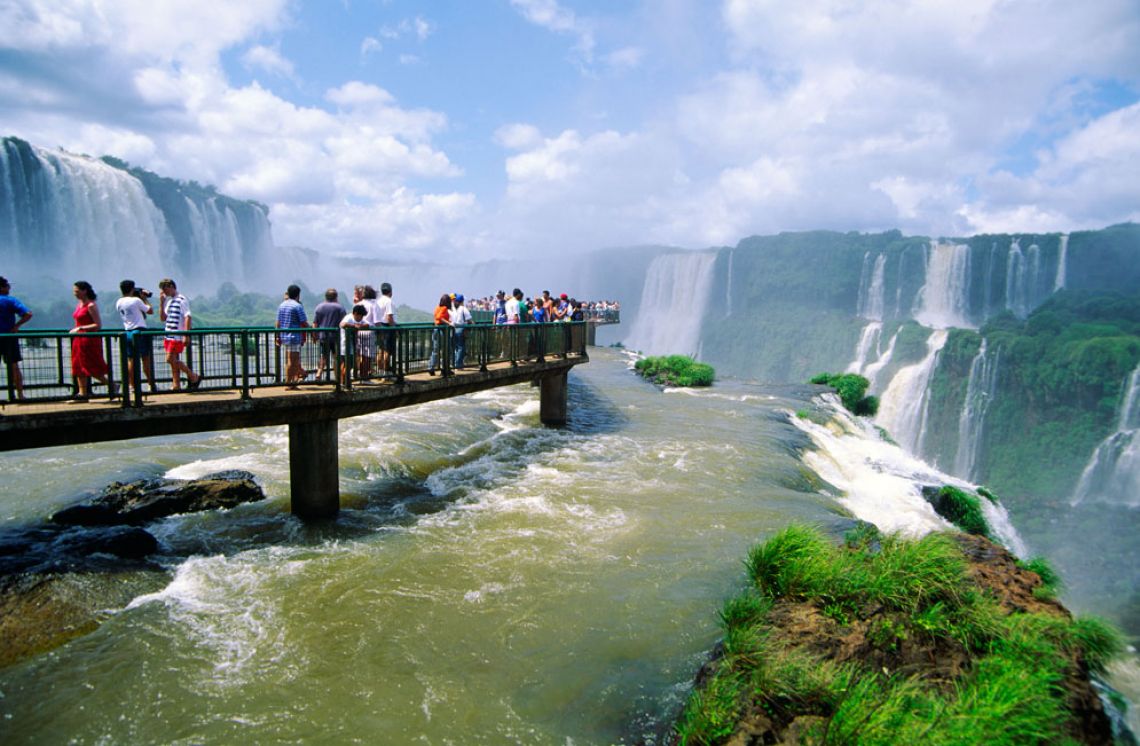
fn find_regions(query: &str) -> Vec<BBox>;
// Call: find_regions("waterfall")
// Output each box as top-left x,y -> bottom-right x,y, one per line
724,249 -> 734,317
846,322 -> 882,374
624,251 -> 717,357
861,330 -> 898,392
856,253 -> 886,320
1054,234 -> 1069,291
1072,367 -> 1140,506
913,242 -> 971,329
1005,239 -> 1047,318
0,138 -> 176,284
953,341 -> 1000,480
875,329 -> 949,454
0,136 -> 292,293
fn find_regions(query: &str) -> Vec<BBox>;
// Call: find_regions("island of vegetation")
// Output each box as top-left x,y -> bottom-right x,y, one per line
809,372 -> 879,416
635,355 -> 715,387
672,523 -> 1125,745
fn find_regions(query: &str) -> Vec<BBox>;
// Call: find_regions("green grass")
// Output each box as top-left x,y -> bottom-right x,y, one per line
673,524 -> 1124,745
1019,557 -> 1063,600
634,355 -> 715,387
930,486 -> 992,538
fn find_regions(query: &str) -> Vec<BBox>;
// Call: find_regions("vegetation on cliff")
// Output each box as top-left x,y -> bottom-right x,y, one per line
809,373 -> 879,416
635,355 -> 715,387
674,524 -> 1123,745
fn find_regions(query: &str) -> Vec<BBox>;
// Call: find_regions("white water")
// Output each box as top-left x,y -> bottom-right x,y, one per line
624,251 -> 717,357
856,252 -> 887,320
724,249 -> 734,317
953,341 -> 1000,480
792,394 -> 1026,554
876,329 -> 949,455
1054,234 -> 1069,291
845,322 -> 882,374
914,242 -> 972,329
1073,366 -> 1140,507
1005,239 -> 1045,318
861,330 -> 898,393
0,139 -> 300,293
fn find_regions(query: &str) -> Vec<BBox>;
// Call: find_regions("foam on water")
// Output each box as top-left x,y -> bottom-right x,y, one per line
792,394 -> 1027,554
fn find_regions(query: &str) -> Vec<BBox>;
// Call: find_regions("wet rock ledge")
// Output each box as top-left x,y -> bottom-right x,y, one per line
0,470 -> 266,668
670,524 -> 1128,746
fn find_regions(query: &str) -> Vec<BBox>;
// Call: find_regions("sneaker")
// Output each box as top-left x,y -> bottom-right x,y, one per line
67,396 -> 90,405
188,377 -> 202,391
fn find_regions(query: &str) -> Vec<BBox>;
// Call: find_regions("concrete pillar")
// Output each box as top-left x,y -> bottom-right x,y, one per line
539,371 -> 568,426
586,323 -> 597,346
289,418 -> 340,520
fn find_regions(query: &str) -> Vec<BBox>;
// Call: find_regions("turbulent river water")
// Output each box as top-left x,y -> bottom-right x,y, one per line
0,348 -> 1135,742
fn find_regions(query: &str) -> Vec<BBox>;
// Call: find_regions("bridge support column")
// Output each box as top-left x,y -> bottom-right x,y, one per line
586,323 -> 596,346
539,371 -> 568,426
289,418 -> 339,520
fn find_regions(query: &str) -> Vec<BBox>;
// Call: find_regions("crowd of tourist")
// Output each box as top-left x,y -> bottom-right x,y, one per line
0,276 -> 619,400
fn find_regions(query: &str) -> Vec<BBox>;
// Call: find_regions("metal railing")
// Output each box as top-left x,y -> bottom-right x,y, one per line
0,321 -> 588,407
469,309 -> 619,324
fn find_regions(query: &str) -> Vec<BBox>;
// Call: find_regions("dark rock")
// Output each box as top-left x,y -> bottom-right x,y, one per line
55,526 -> 159,559
50,470 -> 266,526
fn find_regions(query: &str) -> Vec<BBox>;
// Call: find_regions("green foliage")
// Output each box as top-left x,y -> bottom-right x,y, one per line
809,372 -> 879,417
634,355 -> 715,387
676,524 -> 1126,744
1019,557 -> 1062,598
931,486 -> 991,538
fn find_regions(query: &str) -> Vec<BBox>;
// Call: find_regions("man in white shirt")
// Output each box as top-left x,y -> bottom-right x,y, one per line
450,293 -> 472,368
159,277 -> 202,392
505,288 -> 522,324
375,282 -> 397,374
115,279 -> 157,395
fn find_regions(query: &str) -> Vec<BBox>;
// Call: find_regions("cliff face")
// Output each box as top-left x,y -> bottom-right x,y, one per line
671,525 -> 1123,746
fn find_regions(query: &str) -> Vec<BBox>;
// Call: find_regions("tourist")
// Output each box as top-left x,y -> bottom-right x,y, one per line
505,288 -> 522,324
159,278 -> 202,392
115,279 -> 157,396
554,293 -> 570,321
570,299 -> 585,322
276,284 -> 310,389
338,304 -> 368,385
69,281 -> 115,402
375,282 -> 397,375
451,293 -> 472,369
0,276 -> 33,400
542,290 -> 555,322
531,295 -> 547,323
313,288 -> 346,382
493,291 -> 507,325
428,293 -> 450,376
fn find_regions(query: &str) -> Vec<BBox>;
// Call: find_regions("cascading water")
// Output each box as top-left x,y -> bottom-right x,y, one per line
1054,234 -> 1069,291
913,242 -> 972,329
0,136 -> 292,292
846,322 -> 882,375
861,330 -> 898,392
1005,239 -> 1046,318
953,341 -> 1000,480
624,251 -> 717,357
875,329 -> 949,455
724,249 -> 734,317
856,253 -> 886,321
1072,366 -> 1140,506
0,138 -> 176,283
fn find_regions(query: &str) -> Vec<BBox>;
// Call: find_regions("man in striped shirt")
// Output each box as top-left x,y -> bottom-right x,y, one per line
276,284 -> 310,389
159,278 -> 202,391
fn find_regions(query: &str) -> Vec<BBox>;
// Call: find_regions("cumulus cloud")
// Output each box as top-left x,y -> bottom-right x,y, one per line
241,44 -> 296,80
510,0 -> 595,63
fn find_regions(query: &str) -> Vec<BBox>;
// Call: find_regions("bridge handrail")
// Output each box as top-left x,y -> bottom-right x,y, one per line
0,321 -> 589,407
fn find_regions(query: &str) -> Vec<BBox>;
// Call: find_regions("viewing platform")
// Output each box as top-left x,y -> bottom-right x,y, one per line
0,322 -> 591,520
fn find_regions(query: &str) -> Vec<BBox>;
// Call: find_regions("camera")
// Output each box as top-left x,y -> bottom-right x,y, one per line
134,288 -> 153,299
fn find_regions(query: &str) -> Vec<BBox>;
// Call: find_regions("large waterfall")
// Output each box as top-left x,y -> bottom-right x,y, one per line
1053,234 -> 1069,291
1006,239 -> 1047,318
913,242 -> 972,329
1072,366 -> 1140,507
875,329 -> 949,454
624,251 -> 717,357
0,136 -> 300,293
856,252 -> 887,321
846,322 -> 883,375
953,341 -> 1000,480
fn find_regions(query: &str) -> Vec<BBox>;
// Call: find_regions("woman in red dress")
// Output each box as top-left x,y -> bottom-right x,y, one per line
69,281 -> 114,401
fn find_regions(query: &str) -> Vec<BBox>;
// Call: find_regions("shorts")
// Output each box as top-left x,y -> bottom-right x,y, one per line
0,335 -> 21,364
164,338 -> 186,355
125,331 -> 154,358
319,338 -> 337,361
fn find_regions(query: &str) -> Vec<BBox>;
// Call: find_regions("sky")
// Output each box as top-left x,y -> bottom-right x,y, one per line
2,0 -> 1139,262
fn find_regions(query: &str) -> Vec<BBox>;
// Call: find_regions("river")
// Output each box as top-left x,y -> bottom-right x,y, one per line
0,348 -> 1135,742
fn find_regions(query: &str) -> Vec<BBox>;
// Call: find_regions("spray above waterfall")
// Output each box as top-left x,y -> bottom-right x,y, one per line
624,251 -> 717,357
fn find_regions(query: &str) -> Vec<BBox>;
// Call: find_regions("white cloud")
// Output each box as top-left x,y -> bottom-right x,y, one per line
494,123 -> 543,150
241,44 -> 296,79
604,46 -> 644,71
510,0 -> 595,62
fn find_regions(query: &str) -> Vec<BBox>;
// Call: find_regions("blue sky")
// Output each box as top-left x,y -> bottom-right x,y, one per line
2,0 -> 1139,261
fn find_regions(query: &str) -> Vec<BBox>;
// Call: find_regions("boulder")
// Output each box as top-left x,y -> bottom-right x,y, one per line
51,470 -> 266,527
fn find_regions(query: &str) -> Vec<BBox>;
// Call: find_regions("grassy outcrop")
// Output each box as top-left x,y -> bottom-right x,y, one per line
809,373 -> 879,416
635,355 -> 715,387
673,524 -> 1123,745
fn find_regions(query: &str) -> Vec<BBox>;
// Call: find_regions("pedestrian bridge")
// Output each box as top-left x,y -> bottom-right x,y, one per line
0,322 -> 591,520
